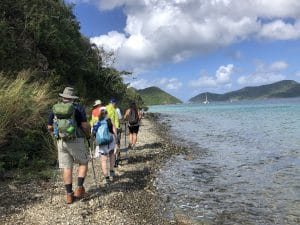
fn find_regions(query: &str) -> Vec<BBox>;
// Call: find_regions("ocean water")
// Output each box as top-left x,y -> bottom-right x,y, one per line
149,98 -> 300,225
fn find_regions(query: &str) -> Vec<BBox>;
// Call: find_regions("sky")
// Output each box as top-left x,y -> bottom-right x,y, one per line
66,0 -> 300,101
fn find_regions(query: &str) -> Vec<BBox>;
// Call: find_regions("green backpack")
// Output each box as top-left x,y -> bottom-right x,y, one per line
52,103 -> 77,139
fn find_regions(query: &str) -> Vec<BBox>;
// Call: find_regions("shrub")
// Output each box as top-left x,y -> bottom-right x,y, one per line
0,71 -> 55,172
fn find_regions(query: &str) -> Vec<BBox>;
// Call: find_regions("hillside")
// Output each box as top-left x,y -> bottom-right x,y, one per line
137,86 -> 182,105
189,80 -> 300,102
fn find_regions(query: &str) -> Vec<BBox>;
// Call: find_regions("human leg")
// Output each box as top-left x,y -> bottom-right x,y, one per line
100,154 -> 110,185
74,164 -> 88,198
67,138 -> 88,198
109,150 -> 116,180
132,133 -> 137,146
58,140 -> 74,203
100,154 -> 108,177
131,126 -> 139,148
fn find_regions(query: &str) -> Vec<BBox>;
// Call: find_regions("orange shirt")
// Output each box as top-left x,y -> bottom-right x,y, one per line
92,106 -> 101,118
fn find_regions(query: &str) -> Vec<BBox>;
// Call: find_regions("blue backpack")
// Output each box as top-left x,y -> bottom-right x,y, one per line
95,119 -> 112,145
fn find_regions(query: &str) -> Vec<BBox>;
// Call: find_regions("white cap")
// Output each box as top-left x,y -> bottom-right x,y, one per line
100,106 -> 107,112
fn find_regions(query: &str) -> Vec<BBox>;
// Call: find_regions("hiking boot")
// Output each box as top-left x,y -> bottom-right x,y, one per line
128,144 -> 132,149
110,170 -> 115,181
103,176 -> 110,187
74,186 -> 85,199
66,192 -> 74,204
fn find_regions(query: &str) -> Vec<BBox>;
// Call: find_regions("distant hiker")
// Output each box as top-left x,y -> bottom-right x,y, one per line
92,107 -> 117,185
90,99 -> 102,127
47,87 -> 90,204
124,102 -> 142,149
106,98 -> 121,165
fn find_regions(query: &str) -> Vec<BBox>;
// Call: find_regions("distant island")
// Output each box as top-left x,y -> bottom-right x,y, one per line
189,80 -> 300,103
137,86 -> 182,106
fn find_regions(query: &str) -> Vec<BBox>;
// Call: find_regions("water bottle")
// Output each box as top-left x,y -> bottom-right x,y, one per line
53,118 -> 59,138
67,119 -> 75,135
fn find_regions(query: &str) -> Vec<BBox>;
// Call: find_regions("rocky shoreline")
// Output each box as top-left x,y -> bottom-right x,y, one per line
0,114 -> 195,225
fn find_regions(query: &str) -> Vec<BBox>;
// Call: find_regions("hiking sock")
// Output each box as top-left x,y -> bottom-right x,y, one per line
114,158 -> 119,167
77,177 -> 85,187
65,184 -> 73,194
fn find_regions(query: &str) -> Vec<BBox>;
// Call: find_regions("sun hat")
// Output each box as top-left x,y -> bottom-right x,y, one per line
93,99 -> 102,107
100,106 -> 107,112
109,98 -> 117,103
59,87 -> 79,99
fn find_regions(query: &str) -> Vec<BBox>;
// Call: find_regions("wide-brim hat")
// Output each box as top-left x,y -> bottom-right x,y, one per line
93,99 -> 102,107
59,87 -> 79,99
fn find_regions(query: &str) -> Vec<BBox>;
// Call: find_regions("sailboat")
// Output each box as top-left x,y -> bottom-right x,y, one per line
203,92 -> 209,104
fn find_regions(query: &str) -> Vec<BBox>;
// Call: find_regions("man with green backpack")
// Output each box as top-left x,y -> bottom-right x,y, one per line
47,87 -> 90,204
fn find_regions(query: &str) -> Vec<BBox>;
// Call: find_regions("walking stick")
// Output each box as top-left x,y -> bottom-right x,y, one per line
87,138 -> 101,207
124,122 -> 128,162
50,137 -> 59,204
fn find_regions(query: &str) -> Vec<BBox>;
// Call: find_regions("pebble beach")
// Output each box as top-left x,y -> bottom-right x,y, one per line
0,114 -> 195,225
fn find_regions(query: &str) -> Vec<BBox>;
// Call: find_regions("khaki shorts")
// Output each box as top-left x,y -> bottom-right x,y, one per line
57,138 -> 88,169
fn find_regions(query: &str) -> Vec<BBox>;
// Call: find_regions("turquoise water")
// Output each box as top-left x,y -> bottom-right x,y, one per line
150,98 -> 300,225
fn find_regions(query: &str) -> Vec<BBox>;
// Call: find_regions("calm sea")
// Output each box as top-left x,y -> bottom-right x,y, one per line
149,98 -> 300,225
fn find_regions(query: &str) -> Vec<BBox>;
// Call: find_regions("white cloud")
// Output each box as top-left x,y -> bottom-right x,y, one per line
129,77 -> 182,91
269,61 -> 289,71
88,0 -> 300,71
128,78 -> 153,89
90,31 -> 126,52
295,71 -> 300,77
238,73 -> 285,86
258,20 -> 300,40
237,61 -> 287,86
65,0 -> 90,3
159,78 -> 183,90
189,64 -> 234,88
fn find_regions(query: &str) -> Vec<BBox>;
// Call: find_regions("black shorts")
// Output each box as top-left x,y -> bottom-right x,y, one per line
128,125 -> 139,134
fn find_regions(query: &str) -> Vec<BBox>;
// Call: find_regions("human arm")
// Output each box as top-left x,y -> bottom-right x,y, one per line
107,119 -> 117,138
114,109 -> 119,128
75,105 -> 91,139
124,109 -> 129,121
81,122 -> 91,139
138,110 -> 142,121
47,112 -> 54,132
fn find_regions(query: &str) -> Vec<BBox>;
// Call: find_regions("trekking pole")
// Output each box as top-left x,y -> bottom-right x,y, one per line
50,136 -> 59,204
87,138 -> 101,207
124,122 -> 128,162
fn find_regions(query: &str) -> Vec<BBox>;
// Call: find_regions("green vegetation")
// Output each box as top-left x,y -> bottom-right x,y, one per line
0,71 -> 56,176
137,86 -> 182,106
189,80 -> 300,102
0,0 -> 144,177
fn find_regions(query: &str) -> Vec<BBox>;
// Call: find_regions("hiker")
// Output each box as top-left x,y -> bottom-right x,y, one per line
106,98 -> 120,130
92,107 -> 117,185
47,87 -> 90,204
106,98 -> 121,165
90,99 -> 102,127
124,102 -> 142,149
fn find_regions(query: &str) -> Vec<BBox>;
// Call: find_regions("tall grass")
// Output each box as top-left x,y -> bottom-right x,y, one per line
0,71 -> 56,175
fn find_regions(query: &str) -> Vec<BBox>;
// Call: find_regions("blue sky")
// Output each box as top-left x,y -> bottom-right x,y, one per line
66,0 -> 300,101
